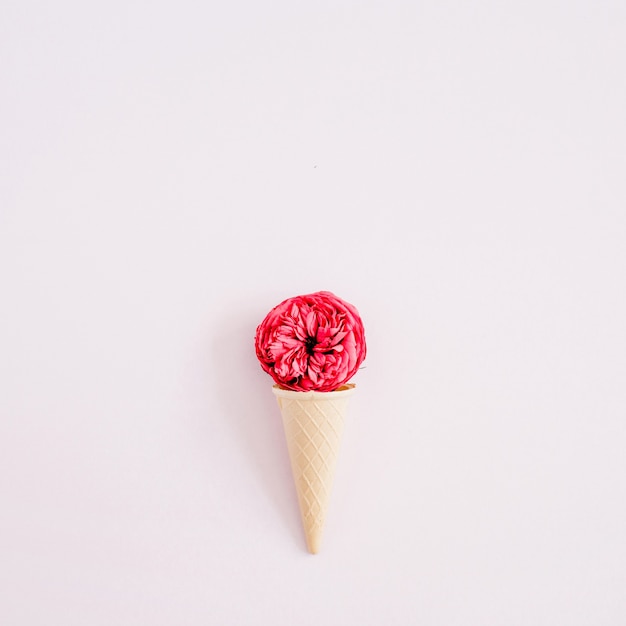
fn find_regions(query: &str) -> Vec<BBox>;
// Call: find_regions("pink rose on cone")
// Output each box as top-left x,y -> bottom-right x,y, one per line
255,291 -> 366,392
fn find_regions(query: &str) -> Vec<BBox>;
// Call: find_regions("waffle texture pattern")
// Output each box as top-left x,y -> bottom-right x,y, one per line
273,385 -> 355,553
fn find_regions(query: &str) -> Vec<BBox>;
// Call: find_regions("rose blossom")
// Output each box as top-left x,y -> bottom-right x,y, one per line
255,291 -> 366,392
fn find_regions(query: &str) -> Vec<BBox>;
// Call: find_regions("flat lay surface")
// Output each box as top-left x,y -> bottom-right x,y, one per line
2,1 -> 626,624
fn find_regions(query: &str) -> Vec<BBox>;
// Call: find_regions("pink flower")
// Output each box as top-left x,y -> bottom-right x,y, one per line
255,291 -> 366,392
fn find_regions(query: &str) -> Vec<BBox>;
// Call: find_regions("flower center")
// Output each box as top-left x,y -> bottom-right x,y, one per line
304,335 -> 317,355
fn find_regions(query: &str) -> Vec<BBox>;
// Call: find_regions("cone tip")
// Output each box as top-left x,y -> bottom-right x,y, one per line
306,530 -> 322,554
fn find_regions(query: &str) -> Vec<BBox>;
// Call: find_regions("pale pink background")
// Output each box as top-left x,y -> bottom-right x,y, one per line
1,1 -> 625,624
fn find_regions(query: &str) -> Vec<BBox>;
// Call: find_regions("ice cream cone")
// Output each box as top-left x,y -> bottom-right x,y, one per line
272,383 -> 356,554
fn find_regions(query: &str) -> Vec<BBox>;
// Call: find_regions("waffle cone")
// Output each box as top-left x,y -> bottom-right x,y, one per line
273,384 -> 356,554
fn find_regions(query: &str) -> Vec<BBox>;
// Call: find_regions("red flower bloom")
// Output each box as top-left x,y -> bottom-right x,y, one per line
255,291 -> 366,392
